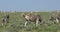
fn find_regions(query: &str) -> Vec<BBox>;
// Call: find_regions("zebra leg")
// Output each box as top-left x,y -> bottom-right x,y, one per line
56,18 -> 59,23
24,21 -> 28,27
36,18 -> 39,26
1,23 -> 4,26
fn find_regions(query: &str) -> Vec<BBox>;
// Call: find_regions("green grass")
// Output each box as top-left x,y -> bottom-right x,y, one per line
0,12 -> 60,32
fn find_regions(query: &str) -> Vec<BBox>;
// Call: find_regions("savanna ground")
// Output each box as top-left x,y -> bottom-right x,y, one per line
0,12 -> 60,32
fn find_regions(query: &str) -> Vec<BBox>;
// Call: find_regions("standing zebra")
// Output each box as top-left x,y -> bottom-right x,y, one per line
22,13 -> 42,27
49,13 -> 60,24
1,14 -> 10,26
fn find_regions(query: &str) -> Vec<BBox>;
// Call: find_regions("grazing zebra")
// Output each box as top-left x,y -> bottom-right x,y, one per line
22,13 -> 42,27
1,14 -> 10,26
49,13 -> 60,24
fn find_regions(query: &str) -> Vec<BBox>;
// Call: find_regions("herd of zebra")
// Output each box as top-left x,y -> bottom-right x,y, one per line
0,12 -> 60,27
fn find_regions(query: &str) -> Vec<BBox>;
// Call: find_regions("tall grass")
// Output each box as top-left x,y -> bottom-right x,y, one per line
0,12 -> 60,32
